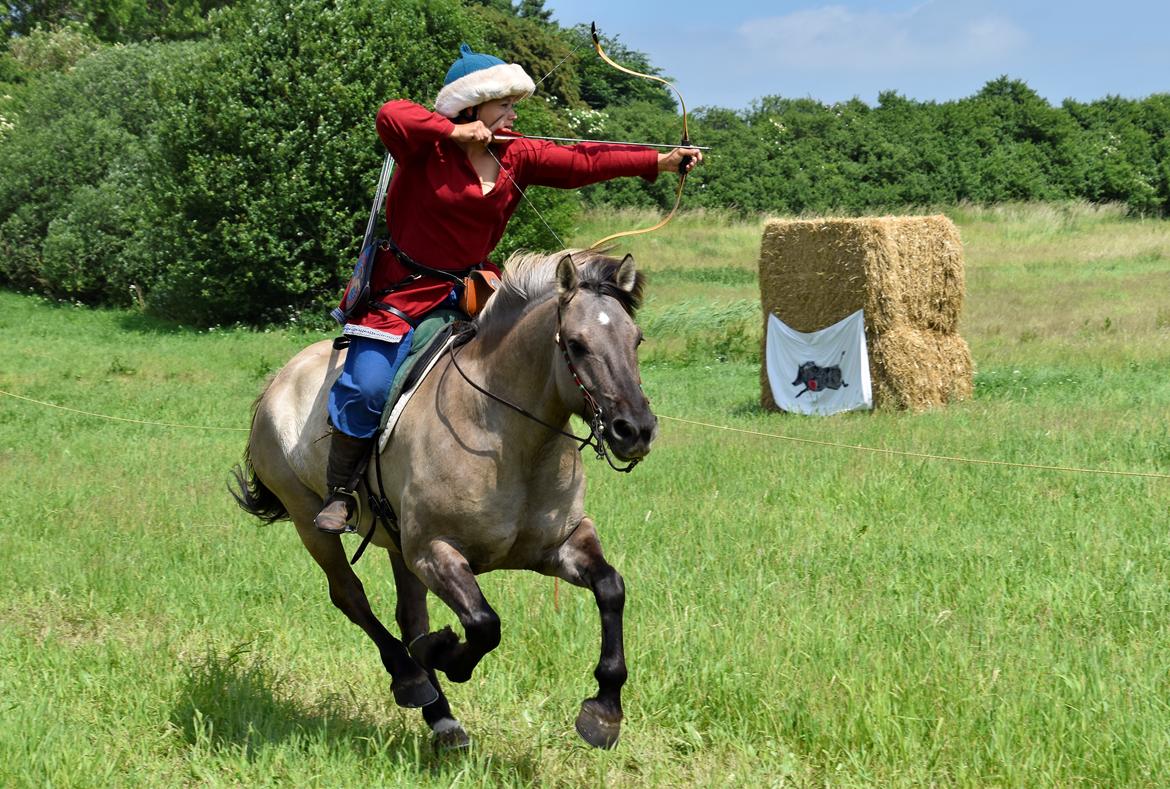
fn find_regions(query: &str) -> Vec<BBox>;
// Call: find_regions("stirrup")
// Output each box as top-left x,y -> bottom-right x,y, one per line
334,486 -> 363,532
319,486 -> 362,534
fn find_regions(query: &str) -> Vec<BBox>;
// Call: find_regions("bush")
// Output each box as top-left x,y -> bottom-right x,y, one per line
138,0 -> 581,326
0,41 -> 199,302
6,22 -> 101,73
666,80 -> 1170,217
137,0 -> 479,325
4,5 -> 1169,328
0,0 -> 579,326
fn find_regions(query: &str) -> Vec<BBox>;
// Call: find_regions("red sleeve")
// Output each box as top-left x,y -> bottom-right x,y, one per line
375,100 -> 456,161
509,140 -> 660,189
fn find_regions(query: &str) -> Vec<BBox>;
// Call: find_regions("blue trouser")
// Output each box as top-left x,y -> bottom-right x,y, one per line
327,332 -> 414,439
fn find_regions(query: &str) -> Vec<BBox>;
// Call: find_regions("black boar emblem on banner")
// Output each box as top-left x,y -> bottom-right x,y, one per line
792,354 -> 848,398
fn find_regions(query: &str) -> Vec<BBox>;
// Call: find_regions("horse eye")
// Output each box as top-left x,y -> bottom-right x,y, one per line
567,339 -> 589,357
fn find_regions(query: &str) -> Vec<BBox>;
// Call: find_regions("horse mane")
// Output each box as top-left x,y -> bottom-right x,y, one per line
475,249 -> 644,338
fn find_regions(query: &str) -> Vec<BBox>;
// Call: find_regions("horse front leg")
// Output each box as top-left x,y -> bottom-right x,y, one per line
408,539 -> 501,684
388,551 -> 470,751
293,523 -> 438,708
550,516 -> 627,749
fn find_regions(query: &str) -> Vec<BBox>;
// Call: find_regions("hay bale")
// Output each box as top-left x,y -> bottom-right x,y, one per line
757,215 -> 964,334
888,217 -> 966,333
758,215 -> 972,412
868,326 -> 974,411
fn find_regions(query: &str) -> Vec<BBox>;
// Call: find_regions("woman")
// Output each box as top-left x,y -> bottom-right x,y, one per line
316,43 -> 702,534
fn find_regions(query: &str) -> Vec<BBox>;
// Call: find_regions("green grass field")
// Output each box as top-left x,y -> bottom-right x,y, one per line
2,203 -> 1169,787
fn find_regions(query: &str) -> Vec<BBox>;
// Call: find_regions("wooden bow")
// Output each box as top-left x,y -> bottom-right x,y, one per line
489,22 -> 699,252
587,22 -> 695,249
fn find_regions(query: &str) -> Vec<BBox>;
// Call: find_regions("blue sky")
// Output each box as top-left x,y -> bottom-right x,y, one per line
544,0 -> 1170,109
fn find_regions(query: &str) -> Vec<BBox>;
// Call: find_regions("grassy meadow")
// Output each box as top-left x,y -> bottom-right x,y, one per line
1,203 -> 1169,787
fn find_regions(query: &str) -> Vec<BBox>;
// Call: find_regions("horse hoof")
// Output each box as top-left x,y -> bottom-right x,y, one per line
390,674 -> 439,708
409,626 -> 459,671
575,699 -> 621,749
432,718 -> 471,753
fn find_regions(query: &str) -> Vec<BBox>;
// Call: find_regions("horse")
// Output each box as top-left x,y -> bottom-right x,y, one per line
231,250 -> 657,750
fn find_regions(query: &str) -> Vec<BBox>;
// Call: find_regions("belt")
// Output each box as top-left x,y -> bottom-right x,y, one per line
385,238 -> 483,285
368,302 -> 419,328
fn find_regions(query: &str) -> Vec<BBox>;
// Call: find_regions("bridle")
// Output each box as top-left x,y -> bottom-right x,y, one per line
355,286 -> 636,567
446,288 -> 641,474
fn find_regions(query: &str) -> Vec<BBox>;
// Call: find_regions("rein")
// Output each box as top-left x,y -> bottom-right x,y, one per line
448,310 -> 640,474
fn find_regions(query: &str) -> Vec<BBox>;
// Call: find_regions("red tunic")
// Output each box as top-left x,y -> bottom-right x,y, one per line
340,100 -> 660,341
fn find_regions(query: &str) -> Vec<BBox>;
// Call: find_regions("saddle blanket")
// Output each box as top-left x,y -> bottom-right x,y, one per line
376,310 -> 463,453
765,309 -> 873,416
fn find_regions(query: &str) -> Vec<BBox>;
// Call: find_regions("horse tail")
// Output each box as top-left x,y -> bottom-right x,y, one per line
231,380 -> 289,524
230,448 -> 288,524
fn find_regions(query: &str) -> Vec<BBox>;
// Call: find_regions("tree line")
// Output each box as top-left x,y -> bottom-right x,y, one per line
2,0 -> 1167,327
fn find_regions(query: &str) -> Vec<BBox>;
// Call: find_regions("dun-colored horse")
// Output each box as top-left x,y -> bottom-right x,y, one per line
232,251 -> 657,749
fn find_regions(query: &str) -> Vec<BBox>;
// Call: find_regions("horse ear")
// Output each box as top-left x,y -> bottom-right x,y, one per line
616,254 -> 638,293
556,254 -> 578,295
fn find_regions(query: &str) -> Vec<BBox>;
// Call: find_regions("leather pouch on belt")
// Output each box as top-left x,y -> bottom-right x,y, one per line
458,269 -> 501,316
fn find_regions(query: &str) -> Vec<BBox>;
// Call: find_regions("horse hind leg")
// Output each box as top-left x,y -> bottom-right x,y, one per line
389,552 -> 470,752
548,517 -> 627,749
407,540 -> 501,686
293,521 -> 439,709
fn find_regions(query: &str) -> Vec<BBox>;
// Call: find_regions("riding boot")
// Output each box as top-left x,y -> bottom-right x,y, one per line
314,431 -> 374,534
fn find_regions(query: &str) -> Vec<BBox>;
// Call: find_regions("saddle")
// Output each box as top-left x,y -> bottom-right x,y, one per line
344,309 -> 474,564
376,309 -> 472,449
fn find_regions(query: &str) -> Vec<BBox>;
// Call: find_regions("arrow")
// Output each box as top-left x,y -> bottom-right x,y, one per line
492,130 -> 710,151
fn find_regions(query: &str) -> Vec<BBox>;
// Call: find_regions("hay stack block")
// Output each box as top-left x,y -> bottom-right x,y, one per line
758,215 -> 973,411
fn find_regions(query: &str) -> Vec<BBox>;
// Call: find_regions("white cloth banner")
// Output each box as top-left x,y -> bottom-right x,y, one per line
765,310 -> 872,415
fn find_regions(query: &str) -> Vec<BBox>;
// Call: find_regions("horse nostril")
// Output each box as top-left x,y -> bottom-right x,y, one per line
611,418 -> 636,441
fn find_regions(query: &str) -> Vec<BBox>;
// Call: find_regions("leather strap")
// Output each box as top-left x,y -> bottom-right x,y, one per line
386,237 -> 481,284
368,302 -> 419,328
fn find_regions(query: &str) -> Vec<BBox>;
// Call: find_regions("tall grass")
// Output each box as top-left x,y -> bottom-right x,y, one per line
1,203 -> 1168,786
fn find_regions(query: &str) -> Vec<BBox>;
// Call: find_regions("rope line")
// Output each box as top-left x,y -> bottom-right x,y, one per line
659,415 -> 1170,481
3,387 -> 1166,480
0,388 -> 249,432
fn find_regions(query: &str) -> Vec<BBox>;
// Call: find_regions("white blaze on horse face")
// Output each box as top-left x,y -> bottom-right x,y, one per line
597,311 -> 611,326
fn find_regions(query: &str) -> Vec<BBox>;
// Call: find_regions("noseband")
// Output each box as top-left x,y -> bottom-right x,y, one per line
448,289 -> 640,473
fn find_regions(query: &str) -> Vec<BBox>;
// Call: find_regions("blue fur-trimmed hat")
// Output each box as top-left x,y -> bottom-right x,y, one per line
434,43 -> 536,119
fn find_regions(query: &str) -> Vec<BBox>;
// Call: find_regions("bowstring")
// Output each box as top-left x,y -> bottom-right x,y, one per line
493,24 -> 694,251
487,146 -> 568,251
480,31 -> 593,251
531,33 -> 591,90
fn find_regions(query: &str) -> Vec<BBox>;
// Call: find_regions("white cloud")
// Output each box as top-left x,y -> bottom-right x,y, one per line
737,3 -> 1028,72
